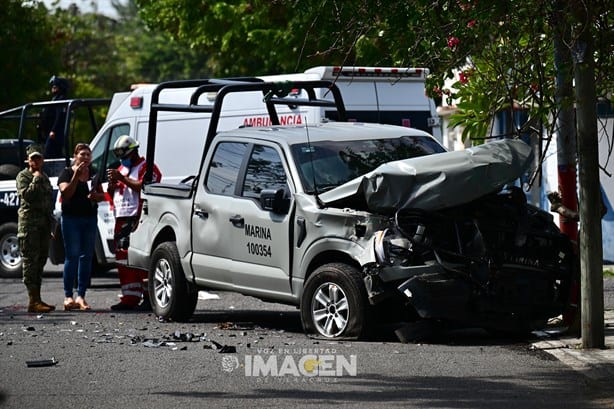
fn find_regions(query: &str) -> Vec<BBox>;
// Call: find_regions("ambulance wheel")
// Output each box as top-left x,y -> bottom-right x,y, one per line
0,222 -> 22,278
149,241 -> 197,321
300,263 -> 369,340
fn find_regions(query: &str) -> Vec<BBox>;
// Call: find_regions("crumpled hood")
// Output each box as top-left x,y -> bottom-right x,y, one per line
319,139 -> 533,214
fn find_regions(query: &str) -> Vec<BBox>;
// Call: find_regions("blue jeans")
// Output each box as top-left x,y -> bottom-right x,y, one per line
61,214 -> 97,298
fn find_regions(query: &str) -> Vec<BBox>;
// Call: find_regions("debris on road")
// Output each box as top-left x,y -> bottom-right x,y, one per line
198,291 -> 220,300
120,330 -> 237,352
26,357 -> 58,368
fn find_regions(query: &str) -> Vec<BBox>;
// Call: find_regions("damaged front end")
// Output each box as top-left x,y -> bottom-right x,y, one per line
319,138 -> 575,333
367,186 -> 574,332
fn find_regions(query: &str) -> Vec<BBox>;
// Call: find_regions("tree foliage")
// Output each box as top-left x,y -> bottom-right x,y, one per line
135,0 -> 612,143
0,0 -> 59,109
1,0 -> 216,110
3,0 -> 611,140
135,0 -> 385,75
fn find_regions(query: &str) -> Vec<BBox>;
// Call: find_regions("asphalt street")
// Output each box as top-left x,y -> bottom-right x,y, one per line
0,266 -> 612,409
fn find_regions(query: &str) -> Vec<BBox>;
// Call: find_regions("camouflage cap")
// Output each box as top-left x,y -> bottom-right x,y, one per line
26,144 -> 44,159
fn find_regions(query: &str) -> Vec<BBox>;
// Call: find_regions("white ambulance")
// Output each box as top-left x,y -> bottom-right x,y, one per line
52,66 -> 443,270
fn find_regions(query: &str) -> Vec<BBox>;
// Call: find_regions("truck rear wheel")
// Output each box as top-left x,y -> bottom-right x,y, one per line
0,222 -> 22,278
149,242 -> 197,321
300,263 -> 369,340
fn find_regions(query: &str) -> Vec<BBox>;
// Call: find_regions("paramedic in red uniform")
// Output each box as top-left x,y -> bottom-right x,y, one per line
107,135 -> 161,311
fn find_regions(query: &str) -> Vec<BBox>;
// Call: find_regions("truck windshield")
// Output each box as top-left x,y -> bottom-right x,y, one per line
291,135 -> 446,194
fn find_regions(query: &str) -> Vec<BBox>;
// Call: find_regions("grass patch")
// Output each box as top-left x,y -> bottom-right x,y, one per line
604,269 -> 614,277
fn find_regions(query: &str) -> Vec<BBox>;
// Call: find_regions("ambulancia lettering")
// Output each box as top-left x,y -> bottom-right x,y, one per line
243,115 -> 303,127
245,224 -> 272,240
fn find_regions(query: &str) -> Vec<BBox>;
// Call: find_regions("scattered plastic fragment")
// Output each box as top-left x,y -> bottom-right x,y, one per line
26,358 -> 58,368
172,331 -> 195,342
198,291 -> 220,300
217,322 -> 255,331
210,339 -> 236,353
218,322 -> 233,330
142,339 -> 166,348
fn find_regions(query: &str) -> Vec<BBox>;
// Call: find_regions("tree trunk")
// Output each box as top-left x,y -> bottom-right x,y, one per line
552,3 -> 579,327
572,6 -> 604,348
553,12 -> 578,242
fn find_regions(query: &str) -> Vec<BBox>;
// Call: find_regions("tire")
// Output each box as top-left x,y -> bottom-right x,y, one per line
0,164 -> 20,181
0,222 -> 22,278
149,242 -> 197,322
300,263 -> 369,340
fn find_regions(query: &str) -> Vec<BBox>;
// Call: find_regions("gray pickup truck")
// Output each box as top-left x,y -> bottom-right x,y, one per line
128,79 -> 574,340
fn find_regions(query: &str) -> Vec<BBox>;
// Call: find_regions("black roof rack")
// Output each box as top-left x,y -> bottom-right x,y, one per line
144,78 -> 347,183
0,98 -> 111,166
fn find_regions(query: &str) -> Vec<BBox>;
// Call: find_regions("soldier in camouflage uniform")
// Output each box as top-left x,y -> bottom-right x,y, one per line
16,144 -> 55,313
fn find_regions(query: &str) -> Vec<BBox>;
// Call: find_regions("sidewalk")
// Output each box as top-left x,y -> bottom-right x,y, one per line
531,309 -> 614,381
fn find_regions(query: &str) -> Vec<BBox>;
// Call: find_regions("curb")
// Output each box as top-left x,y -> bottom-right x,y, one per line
531,310 -> 614,381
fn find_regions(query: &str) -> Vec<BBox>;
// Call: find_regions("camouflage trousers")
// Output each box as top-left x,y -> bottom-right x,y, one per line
19,226 -> 50,290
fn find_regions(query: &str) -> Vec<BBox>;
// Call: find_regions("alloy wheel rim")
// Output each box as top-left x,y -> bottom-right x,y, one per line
153,258 -> 173,308
311,282 -> 349,337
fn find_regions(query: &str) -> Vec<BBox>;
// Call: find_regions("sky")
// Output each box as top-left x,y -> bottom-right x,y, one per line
40,0 -> 122,18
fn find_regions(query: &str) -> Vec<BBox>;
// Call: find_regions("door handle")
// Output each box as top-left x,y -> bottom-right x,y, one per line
229,215 -> 244,228
194,207 -> 208,219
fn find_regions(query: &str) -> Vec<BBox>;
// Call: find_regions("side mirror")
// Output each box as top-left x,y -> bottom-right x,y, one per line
260,188 -> 290,214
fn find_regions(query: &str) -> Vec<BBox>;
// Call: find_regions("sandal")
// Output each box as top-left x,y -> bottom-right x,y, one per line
64,298 -> 79,311
75,297 -> 91,311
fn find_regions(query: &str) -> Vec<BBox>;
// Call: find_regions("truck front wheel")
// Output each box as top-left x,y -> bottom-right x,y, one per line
300,263 -> 369,340
0,222 -> 22,278
149,242 -> 197,322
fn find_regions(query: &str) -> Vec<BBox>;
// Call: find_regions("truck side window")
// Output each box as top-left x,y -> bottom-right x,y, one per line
206,142 -> 248,196
91,124 -> 130,181
242,145 -> 287,200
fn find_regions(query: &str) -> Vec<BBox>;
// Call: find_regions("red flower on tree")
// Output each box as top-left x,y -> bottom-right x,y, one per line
457,0 -> 478,11
447,36 -> 460,49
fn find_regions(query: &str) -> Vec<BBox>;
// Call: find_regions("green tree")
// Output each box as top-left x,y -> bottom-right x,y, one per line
135,0 -> 379,76
0,0 -> 59,109
48,0 -> 214,95
134,1 -> 611,128
48,4 -> 123,98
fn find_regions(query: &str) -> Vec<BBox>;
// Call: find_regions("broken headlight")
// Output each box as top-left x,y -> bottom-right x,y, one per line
373,228 -> 414,266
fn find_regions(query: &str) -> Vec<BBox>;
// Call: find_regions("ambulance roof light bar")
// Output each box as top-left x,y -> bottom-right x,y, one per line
330,66 -> 427,78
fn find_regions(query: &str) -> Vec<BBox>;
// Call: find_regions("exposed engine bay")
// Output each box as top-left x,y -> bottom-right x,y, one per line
368,186 -> 574,333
